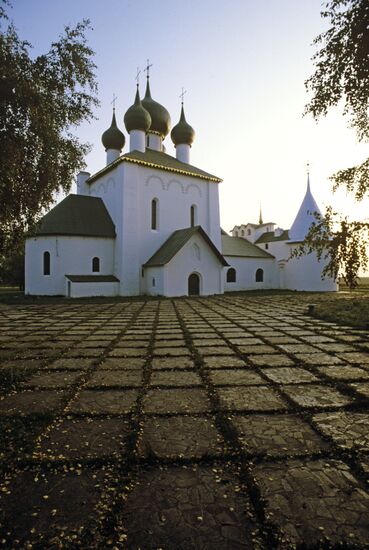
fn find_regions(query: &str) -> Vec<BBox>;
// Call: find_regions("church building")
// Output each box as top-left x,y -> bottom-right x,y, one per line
25,73 -> 337,297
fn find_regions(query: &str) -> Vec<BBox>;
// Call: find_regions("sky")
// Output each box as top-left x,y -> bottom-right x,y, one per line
7,0 -> 368,233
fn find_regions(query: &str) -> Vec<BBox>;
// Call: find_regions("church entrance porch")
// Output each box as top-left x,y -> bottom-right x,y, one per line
188,273 -> 200,296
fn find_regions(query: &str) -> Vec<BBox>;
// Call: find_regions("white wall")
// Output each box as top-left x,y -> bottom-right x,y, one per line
161,234 -> 224,297
25,236 -> 115,295
224,257 -> 278,291
143,266 -> 165,296
67,281 -> 119,298
283,245 -> 338,291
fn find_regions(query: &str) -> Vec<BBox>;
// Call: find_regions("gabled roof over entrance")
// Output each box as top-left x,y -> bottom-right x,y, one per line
31,195 -> 116,238
87,149 -> 222,184
222,235 -> 274,258
144,226 -> 228,267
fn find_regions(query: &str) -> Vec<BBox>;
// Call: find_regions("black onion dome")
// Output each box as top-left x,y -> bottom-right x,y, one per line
142,80 -> 171,138
124,87 -> 151,133
171,105 -> 195,146
101,111 -> 125,151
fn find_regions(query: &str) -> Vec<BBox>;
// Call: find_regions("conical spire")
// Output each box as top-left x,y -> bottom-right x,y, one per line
259,205 -> 263,225
101,109 -> 125,151
289,172 -> 321,241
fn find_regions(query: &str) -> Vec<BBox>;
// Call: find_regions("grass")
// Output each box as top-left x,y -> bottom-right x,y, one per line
313,294 -> 369,329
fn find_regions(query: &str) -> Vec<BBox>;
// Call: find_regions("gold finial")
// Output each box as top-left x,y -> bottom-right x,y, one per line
144,59 -> 153,79
179,87 -> 187,105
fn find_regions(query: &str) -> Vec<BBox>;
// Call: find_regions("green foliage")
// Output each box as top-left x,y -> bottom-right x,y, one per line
0,3 -> 98,257
292,208 -> 369,288
303,0 -> 369,287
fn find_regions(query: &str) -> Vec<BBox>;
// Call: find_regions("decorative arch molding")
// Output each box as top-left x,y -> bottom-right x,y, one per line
145,174 -> 166,191
167,179 -> 185,193
98,182 -> 108,194
185,183 -> 202,197
192,243 -> 201,260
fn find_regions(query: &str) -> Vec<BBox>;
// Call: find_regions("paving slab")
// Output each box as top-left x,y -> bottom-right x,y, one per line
253,459 -> 369,547
143,388 -> 211,414
137,416 -> 225,459
69,389 -> 138,415
313,411 -> 369,452
232,414 -> 328,456
119,465 -> 258,549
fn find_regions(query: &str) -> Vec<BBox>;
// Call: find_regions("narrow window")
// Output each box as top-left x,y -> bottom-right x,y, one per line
146,135 -> 150,148
190,204 -> 197,227
256,268 -> 264,282
265,243 -> 269,250
152,277 -> 156,287
247,229 -> 251,236
151,198 -> 158,230
141,267 -> 144,278
235,231 -> 238,237
227,267 -> 236,283
241,230 -> 244,236
43,251 -> 50,275
92,257 -> 100,273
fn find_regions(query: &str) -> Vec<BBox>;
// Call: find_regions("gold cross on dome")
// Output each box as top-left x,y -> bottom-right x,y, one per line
111,93 -> 118,110
135,67 -> 141,85
144,59 -> 153,79
179,87 -> 187,104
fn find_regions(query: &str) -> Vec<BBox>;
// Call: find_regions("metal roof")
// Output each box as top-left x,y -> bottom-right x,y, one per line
222,235 -> 275,258
31,195 -> 116,238
144,226 -> 228,267
66,275 -> 119,282
255,230 -> 289,244
87,149 -> 222,184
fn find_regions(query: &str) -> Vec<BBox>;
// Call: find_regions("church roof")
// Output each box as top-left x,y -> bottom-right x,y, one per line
144,226 -> 228,267
87,149 -> 222,184
31,195 -> 116,238
255,230 -> 289,244
222,235 -> 274,258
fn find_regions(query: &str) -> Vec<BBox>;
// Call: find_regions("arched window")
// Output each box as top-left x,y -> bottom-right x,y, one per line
241,230 -> 244,236
256,268 -> 264,282
190,204 -> 197,227
234,231 -> 238,237
43,251 -> 50,275
247,229 -> 251,236
151,198 -> 158,230
227,267 -> 236,283
92,257 -> 100,273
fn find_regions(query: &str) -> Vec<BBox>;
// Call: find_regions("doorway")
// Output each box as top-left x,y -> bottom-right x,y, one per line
188,273 -> 200,296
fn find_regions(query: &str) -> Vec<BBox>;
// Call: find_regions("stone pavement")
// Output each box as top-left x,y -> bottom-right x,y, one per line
0,294 -> 369,548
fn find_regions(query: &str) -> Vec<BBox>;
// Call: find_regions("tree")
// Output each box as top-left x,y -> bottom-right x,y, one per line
299,0 -> 369,288
0,2 -> 98,259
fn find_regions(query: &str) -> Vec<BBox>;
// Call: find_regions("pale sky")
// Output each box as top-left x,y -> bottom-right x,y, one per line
8,0 -> 368,233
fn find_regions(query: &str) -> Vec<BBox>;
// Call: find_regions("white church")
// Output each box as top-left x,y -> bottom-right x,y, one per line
25,75 -> 337,298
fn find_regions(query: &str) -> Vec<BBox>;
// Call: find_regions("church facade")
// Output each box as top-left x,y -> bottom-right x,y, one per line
25,76 -> 337,297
